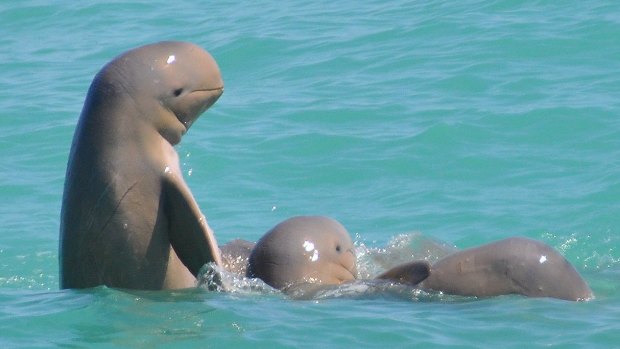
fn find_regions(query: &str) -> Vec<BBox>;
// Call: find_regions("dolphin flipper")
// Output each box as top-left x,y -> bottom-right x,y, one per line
375,260 -> 431,286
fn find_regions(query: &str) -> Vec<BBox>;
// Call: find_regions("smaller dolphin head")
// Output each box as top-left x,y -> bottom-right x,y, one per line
248,216 -> 358,290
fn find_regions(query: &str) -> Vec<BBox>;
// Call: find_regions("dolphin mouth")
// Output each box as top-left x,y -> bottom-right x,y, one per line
196,86 -> 224,92
175,86 -> 224,131
343,268 -> 357,281
334,267 -> 357,284
191,85 -> 224,96
337,249 -> 358,282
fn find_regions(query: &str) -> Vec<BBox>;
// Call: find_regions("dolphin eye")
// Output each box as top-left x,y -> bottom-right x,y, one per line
173,88 -> 183,97
335,245 -> 341,253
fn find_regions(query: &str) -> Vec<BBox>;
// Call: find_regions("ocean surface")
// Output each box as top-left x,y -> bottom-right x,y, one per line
1,0 -> 619,347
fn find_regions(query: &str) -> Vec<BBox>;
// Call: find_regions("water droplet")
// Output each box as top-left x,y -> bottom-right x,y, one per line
166,55 -> 176,64
539,255 -> 547,264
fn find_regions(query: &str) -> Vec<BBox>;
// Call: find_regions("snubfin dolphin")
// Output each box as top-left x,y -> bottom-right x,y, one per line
420,237 -> 593,301
60,41 -> 224,290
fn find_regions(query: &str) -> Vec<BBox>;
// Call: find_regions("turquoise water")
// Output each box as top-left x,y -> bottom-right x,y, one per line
1,0 -> 619,347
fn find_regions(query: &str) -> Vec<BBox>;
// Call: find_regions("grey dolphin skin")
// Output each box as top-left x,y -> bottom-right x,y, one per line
59,42 -> 224,290
420,237 -> 594,301
221,239 -> 255,276
247,216 -> 358,290
241,216 -> 592,301
242,216 -> 430,293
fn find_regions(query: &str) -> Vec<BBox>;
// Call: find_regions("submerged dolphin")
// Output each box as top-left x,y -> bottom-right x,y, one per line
420,237 -> 594,301
224,216 -> 592,301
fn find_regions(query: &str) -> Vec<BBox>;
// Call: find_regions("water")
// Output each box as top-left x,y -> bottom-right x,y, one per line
1,0 -> 619,347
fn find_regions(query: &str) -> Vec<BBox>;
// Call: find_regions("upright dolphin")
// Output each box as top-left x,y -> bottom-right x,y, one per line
60,41 -> 224,290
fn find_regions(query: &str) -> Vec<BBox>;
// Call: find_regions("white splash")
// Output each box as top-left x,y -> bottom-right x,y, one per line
166,55 -> 176,64
539,255 -> 547,264
163,166 -> 171,174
